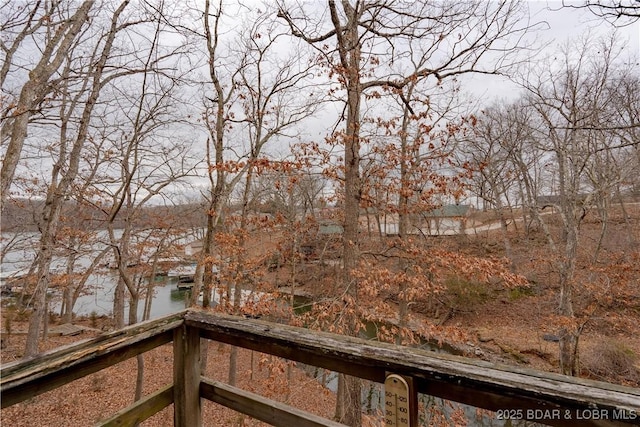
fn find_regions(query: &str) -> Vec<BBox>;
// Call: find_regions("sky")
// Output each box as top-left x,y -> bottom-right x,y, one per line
129,1 -> 640,202
277,1 -> 640,142
3,0 -> 639,204
461,1 -> 640,103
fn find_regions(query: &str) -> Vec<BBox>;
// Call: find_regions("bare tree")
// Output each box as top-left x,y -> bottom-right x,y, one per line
21,0 -> 193,357
23,1 -> 132,357
214,3 -> 323,386
187,0 -> 238,312
1,1 -> 93,206
459,103 -> 526,271
278,1 -> 535,424
561,0 -> 640,25
99,42 -> 194,329
607,74 -> 640,247
517,34 -> 638,375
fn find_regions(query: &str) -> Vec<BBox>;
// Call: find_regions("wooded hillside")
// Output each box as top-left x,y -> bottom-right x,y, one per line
1,1 -> 638,426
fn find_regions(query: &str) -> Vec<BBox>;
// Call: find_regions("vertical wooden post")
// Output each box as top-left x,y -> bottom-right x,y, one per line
173,324 -> 201,427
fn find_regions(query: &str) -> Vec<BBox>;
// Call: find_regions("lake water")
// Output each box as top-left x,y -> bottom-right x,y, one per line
1,268 -> 191,322
58,273 -> 191,320
1,231 -> 192,322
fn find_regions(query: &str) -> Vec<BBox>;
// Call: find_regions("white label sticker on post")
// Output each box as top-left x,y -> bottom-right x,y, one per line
384,374 -> 412,427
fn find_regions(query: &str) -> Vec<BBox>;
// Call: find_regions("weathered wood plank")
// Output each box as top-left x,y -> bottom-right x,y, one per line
186,311 -> 640,427
200,377 -> 347,427
3,309 -> 639,427
173,324 -> 201,427
96,384 -> 174,427
1,311 -> 184,408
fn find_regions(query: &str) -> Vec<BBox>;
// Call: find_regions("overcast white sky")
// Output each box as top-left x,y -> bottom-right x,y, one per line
462,1 -> 640,103
285,0 -> 640,143
4,0 -> 639,203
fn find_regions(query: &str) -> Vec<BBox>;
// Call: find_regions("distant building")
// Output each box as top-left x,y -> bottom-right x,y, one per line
184,240 -> 204,257
420,204 -> 472,236
359,204 -> 472,236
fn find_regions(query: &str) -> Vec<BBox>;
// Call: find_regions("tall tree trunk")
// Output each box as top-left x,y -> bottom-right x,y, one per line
111,224 -> 133,329
23,0 -> 130,357
396,89 -> 414,339
556,143 -> 579,376
128,289 -> 139,326
615,185 -> 635,252
490,181 -> 517,273
61,247 -> 76,324
558,223 -> 578,376
593,194 -> 609,262
333,2 -> 363,423
229,165 -> 255,386
113,277 -> 126,329
0,1 -> 93,206
25,193 -> 63,356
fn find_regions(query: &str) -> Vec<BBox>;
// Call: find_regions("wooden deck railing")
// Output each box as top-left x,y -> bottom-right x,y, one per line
2,309 -> 639,426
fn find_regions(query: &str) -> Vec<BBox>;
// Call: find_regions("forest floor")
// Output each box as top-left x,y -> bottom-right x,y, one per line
2,205 -> 639,426
0,326 -> 340,427
453,206 -> 640,386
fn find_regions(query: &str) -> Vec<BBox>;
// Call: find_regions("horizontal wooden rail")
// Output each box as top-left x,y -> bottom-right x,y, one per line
96,384 -> 174,427
186,310 -> 640,427
3,309 -> 639,427
1,311 -> 184,408
200,377 -> 347,427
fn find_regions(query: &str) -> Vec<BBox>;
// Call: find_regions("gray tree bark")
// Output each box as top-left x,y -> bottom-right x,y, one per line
1,1 -> 93,207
